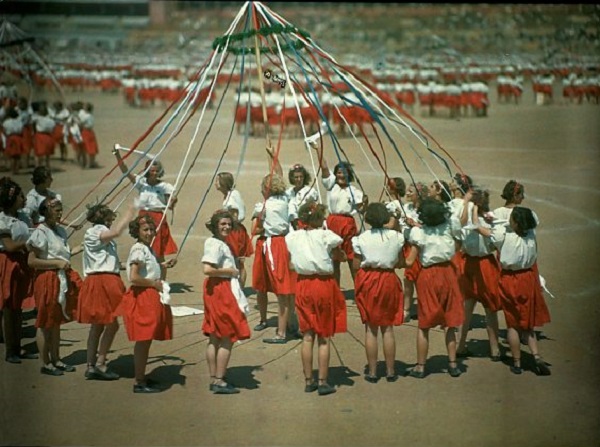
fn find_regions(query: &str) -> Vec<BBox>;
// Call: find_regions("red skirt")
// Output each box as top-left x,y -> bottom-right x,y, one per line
201,277 -> 250,343
119,286 -> 173,341
33,269 -> 82,328
81,128 -> 98,155
0,251 -> 32,311
463,254 -> 501,311
415,262 -> 464,329
500,268 -> 551,331
251,235 -> 296,295
225,224 -> 254,258
402,242 -> 421,281
142,210 -> 178,258
326,214 -> 357,261
4,134 -> 23,157
52,123 -> 65,144
355,268 -> 404,326
33,132 -> 55,157
295,274 -> 347,337
76,273 -> 126,324
22,126 -> 33,153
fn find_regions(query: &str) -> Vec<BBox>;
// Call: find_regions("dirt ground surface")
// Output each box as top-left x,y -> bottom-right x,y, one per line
1,80 -> 600,447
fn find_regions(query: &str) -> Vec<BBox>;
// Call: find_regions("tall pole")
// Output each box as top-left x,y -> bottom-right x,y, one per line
251,2 -> 272,149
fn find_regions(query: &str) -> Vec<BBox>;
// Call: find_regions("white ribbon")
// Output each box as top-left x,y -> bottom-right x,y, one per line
159,281 -> 171,305
231,277 -> 249,315
57,269 -> 70,320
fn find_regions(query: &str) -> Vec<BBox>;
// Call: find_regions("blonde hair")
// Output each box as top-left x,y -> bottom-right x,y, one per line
261,174 -> 287,196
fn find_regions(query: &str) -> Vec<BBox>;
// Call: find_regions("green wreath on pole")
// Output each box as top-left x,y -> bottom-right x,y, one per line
212,24 -> 310,55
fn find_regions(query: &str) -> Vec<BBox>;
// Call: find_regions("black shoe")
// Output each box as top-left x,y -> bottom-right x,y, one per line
386,374 -> 399,383
19,352 -> 39,360
133,383 -> 161,394
263,336 -> 287,344
212,383 -> 240,394
317,383 -> 336,396
510,365 -> 523,375
304,381 -> 318,393
253,321 -> 268,331
490,354 -> 503,362
533,358 -> 551,376
55,362 -> 76,373
5,355 -> 22,364
364,374 -> 379,383
40,365 -> 64,376
408,364 -> 426,379
448,362 -> 462,378
85,366 -> 119,381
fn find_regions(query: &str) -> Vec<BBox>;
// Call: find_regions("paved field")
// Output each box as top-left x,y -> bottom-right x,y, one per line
1,81 -> 599,447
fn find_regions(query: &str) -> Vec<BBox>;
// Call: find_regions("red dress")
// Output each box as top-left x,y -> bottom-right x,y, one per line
120,286 -> 173,341
415,262 -> 464,329
326,214 -> 357,261
33,269 -> 82,328
499,268 -> 551,331
76,273 -> 126,325
295,274 -> 347,337
251,235 -> 296,294
141,210 -> 178,258
355,268 -> 404,326
202,277 -> 250,342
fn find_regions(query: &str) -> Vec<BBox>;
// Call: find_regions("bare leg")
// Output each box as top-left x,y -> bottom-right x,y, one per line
239,259 -> 247,288
457,298 -> 476,353
484,308 -> 500,357
415,328 -> 429,372
49,326 -> 61,365
365,323 -> 379,377
256,291 -> 268,323
215,337 -> 233,382
317,336 -> 330,383
206,335 -> 218,379
506,327 -> 521,367
275,294 -> 291,338
333,261 -> 341,286
97,320 -> 119,369
86,324 -> 104,369
346,260 -> 357,283
133,340 -> 152,385
445,327 -> 458,362
381,325 -> 396,377
301,331 -> 315,380
37,328 -> 51,366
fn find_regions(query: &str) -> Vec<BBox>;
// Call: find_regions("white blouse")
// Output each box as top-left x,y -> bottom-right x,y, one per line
285,228 -> 342,275
82,224 -> 120,276
352,228 -> 405,269
222,189 -> 246,222
201,237 -> 237,278
24,188 -> 61,225
462,216 -> 495,257
409,219 -> 461,267
126,242 -> 161,281
252,195 -> 290,237
286,185 -> 319,220
490,225 -> 537,271
322,173 -> 363,216
0,212 -> 30,251
26,224 -> 70,262
134,175 -> 174,211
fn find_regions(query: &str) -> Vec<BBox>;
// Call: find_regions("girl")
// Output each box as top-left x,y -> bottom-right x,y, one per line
405,198 -> 464,378
456,189 -> 502,361
474,207 -> 551,375
285,163 -> 319,231
215,172 -> 254,288
24,166 -> 61,226
114,150 -> 178,262
76,201 -> 137,381
493,180 -> 539,226
201,209 -> 251,394
0,178 -> 36,363
384,176 -> 406,228
352,202 -> 406,383
312,142 -> 367,286
26,198 -> 82,376
120,215 -> 176,393
285,202 -> 347,395
251,173 -> 296,343
32,103 -> 56,170
2,108 -> 24,175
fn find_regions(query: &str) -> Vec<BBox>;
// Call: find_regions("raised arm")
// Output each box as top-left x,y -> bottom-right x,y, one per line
99,202 -> 139,244
310,141 -> 330,178
112,148 -> 136,184
266,145 -> 283,178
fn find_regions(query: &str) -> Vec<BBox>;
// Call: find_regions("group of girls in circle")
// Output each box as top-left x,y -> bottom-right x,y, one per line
208,140 -> 551,396
1,142 -> 552,398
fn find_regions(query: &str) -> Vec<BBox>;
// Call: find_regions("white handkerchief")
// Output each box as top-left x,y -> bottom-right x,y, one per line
160,281 -> 171,305
231,277 -> 249,315
57,269 -> 70,320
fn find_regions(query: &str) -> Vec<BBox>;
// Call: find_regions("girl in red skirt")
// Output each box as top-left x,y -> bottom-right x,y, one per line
475,206 -> 551,375
312,142 -> 367,286
352,202 -> 406,383
121,215 -> 176,393
215,172 -> 254,287
1,108 -> 24,175
456,189 -> 502,361
0,178 -> 36,363
32,103 -> 56,170
201,209 -> 251,394
406,198 -> 464,378
77,201 -> 138,381
251,173 -> 296,343
114,150 -> 178,264
26,198 -> 82,376
285,202 -> 347,396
